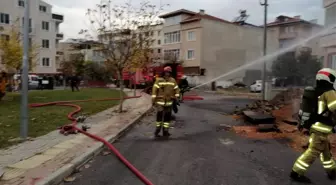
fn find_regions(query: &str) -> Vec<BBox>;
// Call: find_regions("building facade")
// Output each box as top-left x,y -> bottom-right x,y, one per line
0,0 -> 63,74
159,9 -> 279,86
57,39 -> 104,71
320,0 -> 336,68
266,15 -> 323,57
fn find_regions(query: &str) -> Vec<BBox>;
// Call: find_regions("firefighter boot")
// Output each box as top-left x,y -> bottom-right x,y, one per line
290,171 -> 312,183
327,169 -> 336,180
154,126 -> 162,138
162,128 -> 171,137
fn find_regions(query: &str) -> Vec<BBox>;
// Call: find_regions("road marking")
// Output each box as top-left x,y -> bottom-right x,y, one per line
218,138 -> 234,145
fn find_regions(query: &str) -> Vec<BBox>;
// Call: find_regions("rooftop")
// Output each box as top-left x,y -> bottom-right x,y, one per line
159,9 -> 197,18
266,15 -> 322,27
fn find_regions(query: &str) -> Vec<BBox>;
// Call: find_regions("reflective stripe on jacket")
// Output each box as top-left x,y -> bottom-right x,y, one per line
311,90 -> 336,134
152,77 -> 180,106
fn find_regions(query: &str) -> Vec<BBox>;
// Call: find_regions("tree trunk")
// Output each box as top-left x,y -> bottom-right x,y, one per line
117,70 -> 124,113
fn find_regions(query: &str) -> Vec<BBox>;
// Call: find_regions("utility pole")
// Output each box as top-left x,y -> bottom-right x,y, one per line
260,0 -> 268,100
21,0 -> 30,140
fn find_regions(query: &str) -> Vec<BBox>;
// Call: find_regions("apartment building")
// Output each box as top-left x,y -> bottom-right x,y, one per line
146,24 -> 164,63
320,0 -> 336,68
57,39 -> 104,71
266,15 -> 323,57
0,0 -> 63,74
159,9 -> 279,86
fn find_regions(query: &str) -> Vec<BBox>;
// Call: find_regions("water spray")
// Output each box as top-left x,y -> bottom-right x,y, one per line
190,24 -> 336,90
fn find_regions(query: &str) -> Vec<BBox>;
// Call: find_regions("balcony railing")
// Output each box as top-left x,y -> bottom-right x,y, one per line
52,14 -> 64,21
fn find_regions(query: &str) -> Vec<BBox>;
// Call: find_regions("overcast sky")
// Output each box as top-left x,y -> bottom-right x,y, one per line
45,0 -> 325,39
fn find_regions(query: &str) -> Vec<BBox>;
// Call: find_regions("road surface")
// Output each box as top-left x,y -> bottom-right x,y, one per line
67,93 -> 334,185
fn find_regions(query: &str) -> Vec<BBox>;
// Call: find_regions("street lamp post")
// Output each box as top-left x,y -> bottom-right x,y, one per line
20,0 -> 30,140
260,0 -> 268,100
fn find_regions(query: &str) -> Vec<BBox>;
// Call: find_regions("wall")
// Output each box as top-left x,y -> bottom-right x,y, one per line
180,21 -> 202,67
196,19 -> 278,87
268,23 -> 322,57
0,0 -> 60,74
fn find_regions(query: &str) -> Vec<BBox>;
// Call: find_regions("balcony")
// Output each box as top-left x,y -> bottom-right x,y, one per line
52,13 -> 64,22
320,29 -> 336,48
56,33 -> 64,40
279,32 -> 298,39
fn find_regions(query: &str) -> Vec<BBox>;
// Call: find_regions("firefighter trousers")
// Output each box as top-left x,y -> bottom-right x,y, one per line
292,131 -> 336,175
155,105 -> 172,133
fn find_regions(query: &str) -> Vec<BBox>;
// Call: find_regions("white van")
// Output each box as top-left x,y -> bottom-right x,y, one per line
14,74 -> 40,90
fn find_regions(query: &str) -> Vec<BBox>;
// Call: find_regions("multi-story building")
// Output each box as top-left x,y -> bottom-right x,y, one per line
0,0 -> 63,75
57,39 -> 104,70
266,15 -> 323,57
159,9 -> 279,86
320,0 -> 336,68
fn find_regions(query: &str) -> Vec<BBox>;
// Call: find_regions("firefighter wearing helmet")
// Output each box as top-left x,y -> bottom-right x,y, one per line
291,68 -> 336,182
151,66 -> 180,138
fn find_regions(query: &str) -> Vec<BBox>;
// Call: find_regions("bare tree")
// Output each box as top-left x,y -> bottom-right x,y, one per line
81,0 -> 166,112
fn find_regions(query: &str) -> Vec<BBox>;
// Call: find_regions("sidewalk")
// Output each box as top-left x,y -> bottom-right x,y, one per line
0,90 -> 151,185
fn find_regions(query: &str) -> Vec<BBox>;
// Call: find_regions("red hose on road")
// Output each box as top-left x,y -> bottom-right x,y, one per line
29,87 -> 203,185
29,90 -> 154,185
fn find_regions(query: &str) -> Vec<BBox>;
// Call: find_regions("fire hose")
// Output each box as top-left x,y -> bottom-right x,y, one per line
29,88 -> 155,185
29,87 -> 203,185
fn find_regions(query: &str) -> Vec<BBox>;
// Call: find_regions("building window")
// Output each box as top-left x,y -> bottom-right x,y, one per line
42,39 -> 49,48
164,49 -> 180,61
22,17 -> 32,32
0,34 -> 10,41
0,13 -> 10,24
42,21 -> 49,30
164,31 -> 180,44
284,26 -> 294,33
157,39 -> 161,45
42,58 -> 50,66
150,31 -> 154,36
187,50 -> 195,60
39,5 -> 47,12
18,0 -> 25,7
187,31 -> 196,41
158,30 -> 161,36
157,48 -> 161,53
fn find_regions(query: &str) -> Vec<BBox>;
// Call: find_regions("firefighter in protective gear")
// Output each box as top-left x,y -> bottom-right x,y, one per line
151,66 -> 180,137
291,68 -> 336,183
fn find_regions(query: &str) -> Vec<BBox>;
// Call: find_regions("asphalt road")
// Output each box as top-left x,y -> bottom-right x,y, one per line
67,93 -> 335,185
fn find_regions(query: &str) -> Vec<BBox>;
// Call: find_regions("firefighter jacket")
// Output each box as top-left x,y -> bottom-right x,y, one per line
152,77 -> 180,106
311,90 -> 336,134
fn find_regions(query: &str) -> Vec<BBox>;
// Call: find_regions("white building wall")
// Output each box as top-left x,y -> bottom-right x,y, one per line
0,0 -> 63,74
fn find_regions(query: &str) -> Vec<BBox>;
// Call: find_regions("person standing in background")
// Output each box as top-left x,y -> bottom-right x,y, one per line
70,73 -> 80,92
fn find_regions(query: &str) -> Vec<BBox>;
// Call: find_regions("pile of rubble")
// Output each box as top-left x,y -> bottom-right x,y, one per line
234,88 -> 303,115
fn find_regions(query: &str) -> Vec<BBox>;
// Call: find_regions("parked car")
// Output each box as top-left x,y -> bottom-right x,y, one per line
14,74 -> 40,90
250,80 -> 262,92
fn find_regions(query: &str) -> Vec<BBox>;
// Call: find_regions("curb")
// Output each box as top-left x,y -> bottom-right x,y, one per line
36,105 -> 153,185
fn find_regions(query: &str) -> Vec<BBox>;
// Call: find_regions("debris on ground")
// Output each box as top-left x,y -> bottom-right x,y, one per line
257,124 -> 279,133
243,111 -> 275,124
233,88 -> 303,116
230,87 -> 336,159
